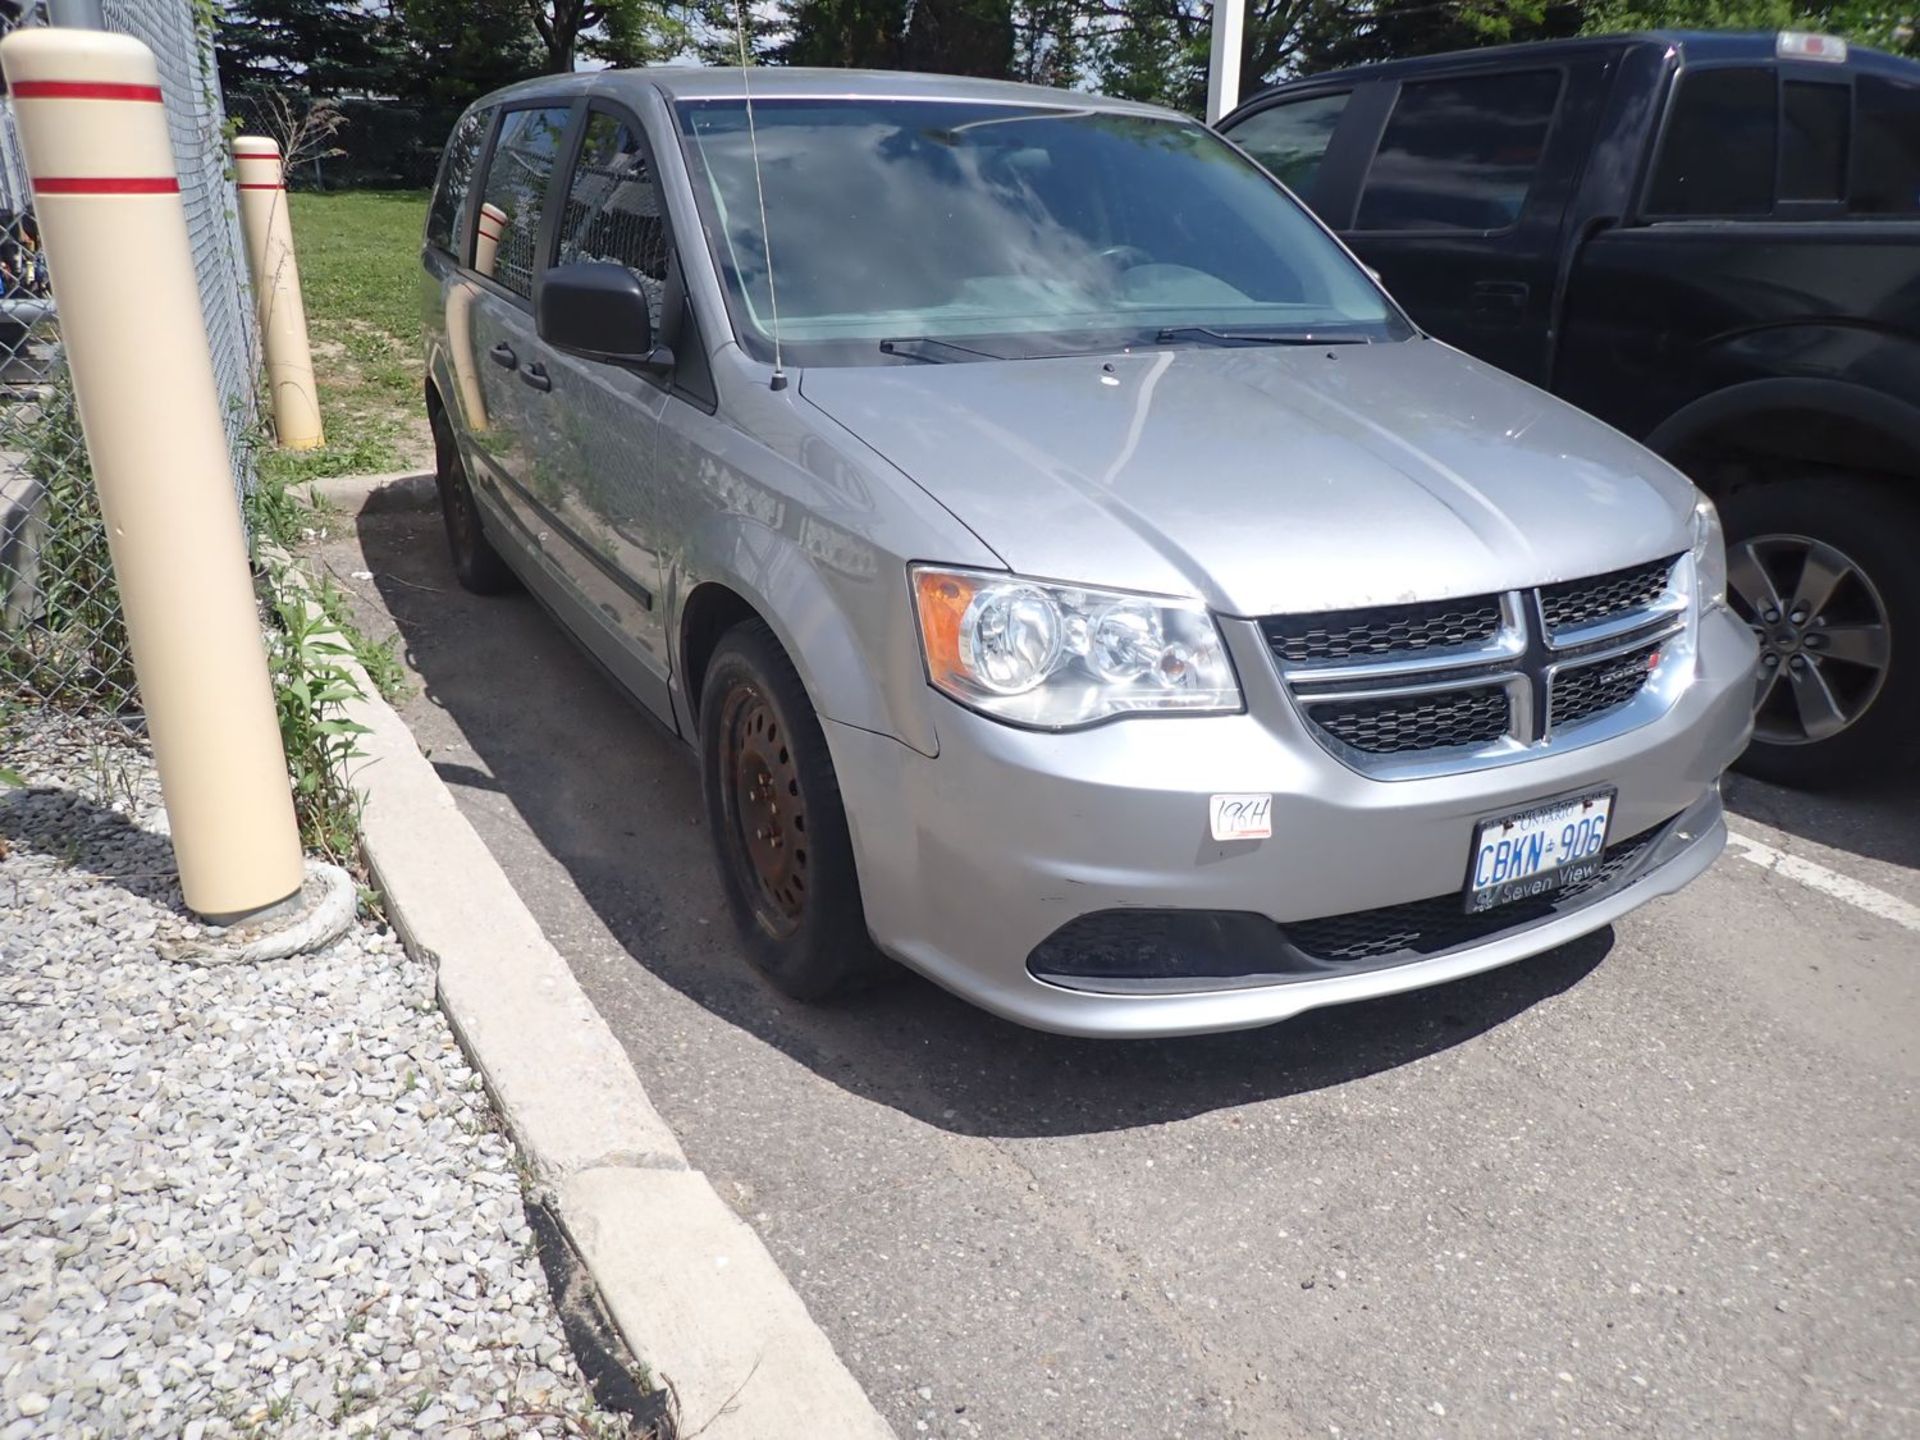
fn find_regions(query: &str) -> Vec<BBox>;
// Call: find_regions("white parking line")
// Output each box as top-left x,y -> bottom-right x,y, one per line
1724,828 -> 1920,935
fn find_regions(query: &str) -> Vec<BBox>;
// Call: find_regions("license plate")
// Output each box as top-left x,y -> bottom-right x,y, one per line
1465,788 -> 1614,914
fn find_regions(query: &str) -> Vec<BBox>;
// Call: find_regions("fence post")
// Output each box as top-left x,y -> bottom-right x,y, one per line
232,136 -> 324,450
1,25 -> 304,922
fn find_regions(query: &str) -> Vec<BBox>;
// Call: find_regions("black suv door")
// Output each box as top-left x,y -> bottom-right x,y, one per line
1226,61 -> 1607,387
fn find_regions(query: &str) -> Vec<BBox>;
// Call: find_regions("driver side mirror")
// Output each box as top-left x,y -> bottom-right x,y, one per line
537,261 -> 672,371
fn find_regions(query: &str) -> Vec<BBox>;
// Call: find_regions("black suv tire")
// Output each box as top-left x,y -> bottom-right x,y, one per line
1723,475 -> 1918,788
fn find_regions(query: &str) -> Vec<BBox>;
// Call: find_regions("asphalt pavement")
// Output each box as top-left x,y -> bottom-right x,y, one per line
318,502 -> 1918,1440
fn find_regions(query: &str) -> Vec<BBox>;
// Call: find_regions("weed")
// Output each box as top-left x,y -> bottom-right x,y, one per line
355,882 -> 388,924
314,575 -> 410,703
259,560 -> 369,862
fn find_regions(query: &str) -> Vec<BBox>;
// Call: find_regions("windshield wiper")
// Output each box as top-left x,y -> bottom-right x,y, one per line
1153,326 -> 1371,347
879,336 -> 1006,364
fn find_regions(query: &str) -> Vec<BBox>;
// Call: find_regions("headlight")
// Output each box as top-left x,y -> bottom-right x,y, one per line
1690,496 -> 1727,611
911,566 -> 1242,728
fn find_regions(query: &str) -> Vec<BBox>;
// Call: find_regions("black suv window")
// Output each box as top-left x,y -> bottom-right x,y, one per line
475,105 -> 572,299
555,112 -> 671,334
426,108 -> 489,255
1355,71 -> 1562,232
1782,81 -> 1848,202
1852,74 -> 1920,215
1228,93 -> 1351,203
1647,68 -> 1777,216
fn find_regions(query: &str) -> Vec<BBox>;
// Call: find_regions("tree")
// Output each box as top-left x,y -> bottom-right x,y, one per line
1581,0 -> 1916,54
1303,0 -> 1584,72
217,0 -> 407,97
781,0 -> 911,66
398,0 -> 544,105
903,0 -> 1018,75
517,0 -> 682,72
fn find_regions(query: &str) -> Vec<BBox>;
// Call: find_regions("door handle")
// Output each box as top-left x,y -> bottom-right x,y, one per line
520,362 -> 551,393
488,342 -> 517,369
1471,280 -> 1530,311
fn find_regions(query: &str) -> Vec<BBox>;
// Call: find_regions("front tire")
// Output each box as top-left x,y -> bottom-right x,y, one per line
1723,475 -> 1917,787
699,620 -> 884,1000
430,404 -> 516,596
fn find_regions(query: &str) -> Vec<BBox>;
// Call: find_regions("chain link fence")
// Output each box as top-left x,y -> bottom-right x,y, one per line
0,0 -> 258,729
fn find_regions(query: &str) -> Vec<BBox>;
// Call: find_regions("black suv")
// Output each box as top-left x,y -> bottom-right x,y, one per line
1221,31 -> 1920,786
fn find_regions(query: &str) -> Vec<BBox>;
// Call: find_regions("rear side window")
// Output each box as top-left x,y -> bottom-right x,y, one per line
1852,75 -> 1920,215
555,112 -> 671,333
426,109 -> 490,254
1781,81 -> 1848,202
1354,71 -> 1562,232
475,105 -> 573,300
1647,68 -> 1777,216
1228,93 -> 1351,204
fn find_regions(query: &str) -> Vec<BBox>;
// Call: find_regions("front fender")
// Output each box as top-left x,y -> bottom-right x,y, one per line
671,508 -> 943,758
1646,375 -> 1920,479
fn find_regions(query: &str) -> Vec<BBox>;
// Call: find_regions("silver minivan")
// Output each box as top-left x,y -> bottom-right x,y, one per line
421,68 -> 1758,1037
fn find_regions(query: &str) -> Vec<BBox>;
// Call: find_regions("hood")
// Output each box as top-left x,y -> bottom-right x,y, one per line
800,338 -> 1698,617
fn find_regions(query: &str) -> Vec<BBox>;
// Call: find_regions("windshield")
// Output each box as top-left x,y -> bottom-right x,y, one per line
673,98 -> 1410,365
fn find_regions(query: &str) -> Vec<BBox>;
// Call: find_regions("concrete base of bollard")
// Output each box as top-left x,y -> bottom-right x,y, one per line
165,859 -> 358,965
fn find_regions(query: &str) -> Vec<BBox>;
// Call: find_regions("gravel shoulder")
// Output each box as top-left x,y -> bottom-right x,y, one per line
0,714 -> 639,1439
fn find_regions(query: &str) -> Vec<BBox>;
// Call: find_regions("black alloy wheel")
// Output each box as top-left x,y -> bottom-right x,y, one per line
1722,476 -> 1917,787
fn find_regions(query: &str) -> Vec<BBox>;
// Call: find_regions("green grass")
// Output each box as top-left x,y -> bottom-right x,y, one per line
258,188 -> 432,491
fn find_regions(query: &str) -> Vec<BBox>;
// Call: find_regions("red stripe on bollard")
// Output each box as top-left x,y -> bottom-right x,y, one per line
13,79 -> 164,102
236,183 -> 285,191
30,175 -> 180,194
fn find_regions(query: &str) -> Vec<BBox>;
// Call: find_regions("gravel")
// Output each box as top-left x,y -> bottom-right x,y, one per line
1,717 -> 638,1438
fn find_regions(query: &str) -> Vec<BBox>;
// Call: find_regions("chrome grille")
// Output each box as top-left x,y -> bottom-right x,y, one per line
1263,595 -> 1503,664
1269,555 -> 1689,776
1540,557 -> 1677,634
1314,687 -> 1510,754
1550,640 -> 1664,731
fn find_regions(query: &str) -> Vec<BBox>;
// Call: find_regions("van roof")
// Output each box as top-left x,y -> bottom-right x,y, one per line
476,65 -> 1180,119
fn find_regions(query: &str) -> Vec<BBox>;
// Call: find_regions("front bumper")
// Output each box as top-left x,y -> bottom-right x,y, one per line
828,607 -> 1757,1037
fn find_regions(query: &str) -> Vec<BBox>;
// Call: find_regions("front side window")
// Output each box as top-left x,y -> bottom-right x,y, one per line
1354,71 -> 1562,232
475,105 -> 572,299
556,112 -> 670,333
1852,75 -> 1920,215
427,108 -> 490,254
675,99 -> 1405,367
1647,68 -> 1777,216
1226,93 -> 1351,204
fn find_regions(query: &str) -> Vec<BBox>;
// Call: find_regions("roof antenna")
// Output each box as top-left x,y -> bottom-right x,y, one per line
734,0 -> 788,391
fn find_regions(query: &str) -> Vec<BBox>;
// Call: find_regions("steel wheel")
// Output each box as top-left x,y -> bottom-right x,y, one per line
1727,532 -> 1892,747
716,683 -> 809,939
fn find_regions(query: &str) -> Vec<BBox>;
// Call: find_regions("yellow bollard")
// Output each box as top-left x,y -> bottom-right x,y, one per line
233,136 -> 324,450
2,27 -> 304,921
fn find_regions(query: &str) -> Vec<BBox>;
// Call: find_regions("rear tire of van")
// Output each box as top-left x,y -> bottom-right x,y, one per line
430,404 -> 517,596
699,620 -> 886,1001
1723,475 -> 1918,788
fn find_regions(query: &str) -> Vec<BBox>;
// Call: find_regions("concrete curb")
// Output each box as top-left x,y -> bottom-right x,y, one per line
284,478 -> 896,1439
306,468 -> 437,514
